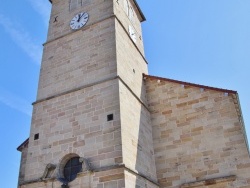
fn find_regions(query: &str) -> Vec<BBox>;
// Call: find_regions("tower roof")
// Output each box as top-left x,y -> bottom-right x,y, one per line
132,0 -> 146,22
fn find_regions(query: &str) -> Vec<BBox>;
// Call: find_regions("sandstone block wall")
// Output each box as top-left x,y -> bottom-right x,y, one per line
115,18 -> 148,103
114,0 -> 158,182
24,79 -> 122,182
47,0 -> 113,41
119,80 -> 157,181
145,76 -> 250,188
124,170 -> 159,188
114,0 -> 145,54
18,144 -> 28,185
20,168 -> 125,188
38,16 -> 116,100
114,0 -> 148,104
20,167 -> 159,188
18,1 -> 250,187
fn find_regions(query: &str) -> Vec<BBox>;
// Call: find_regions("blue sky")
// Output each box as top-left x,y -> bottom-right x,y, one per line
0,0 -> 249,187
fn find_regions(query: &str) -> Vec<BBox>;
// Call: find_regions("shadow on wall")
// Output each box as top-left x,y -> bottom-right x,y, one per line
119,76 -> 158,187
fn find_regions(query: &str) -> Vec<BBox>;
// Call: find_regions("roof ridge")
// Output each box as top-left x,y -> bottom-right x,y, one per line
143,73 -> 237,94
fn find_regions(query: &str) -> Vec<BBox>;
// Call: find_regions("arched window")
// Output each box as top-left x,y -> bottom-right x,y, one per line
63,157 -> 82,182
58,154 -> 83,185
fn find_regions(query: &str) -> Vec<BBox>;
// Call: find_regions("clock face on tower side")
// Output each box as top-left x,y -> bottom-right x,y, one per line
70,12 -> 89,30
129,25 -> 137,43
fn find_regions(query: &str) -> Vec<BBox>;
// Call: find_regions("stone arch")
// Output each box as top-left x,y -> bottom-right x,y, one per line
57,153 -> 80,179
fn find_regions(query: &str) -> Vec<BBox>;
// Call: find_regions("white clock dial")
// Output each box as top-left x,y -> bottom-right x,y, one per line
70,12 -> 89,30
129,25 -> 137,43
129,5 -> 134,21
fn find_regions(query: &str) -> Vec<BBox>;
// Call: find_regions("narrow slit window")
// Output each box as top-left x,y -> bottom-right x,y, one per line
107,114 -> 114,121
34,133 -> 39,140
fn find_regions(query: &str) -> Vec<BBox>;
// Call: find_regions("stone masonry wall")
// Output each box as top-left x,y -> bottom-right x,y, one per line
124,170 -> 159,188
18,145 -> 28,185
20,167 -> 159,188
37,17 -> 116,100
47,0 -> 114,41
145,77 -> 250,188
20,168 -> 125,188
119,80 -> 157,182
24,79 -> 122,182
113,0 -> 145,55
115,19 -> 148,104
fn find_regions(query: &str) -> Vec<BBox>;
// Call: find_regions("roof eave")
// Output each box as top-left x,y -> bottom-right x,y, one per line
48,0 -> 146,22
133,0 -> 146,22
143,73 -> 237,94
17,138 -> 29,152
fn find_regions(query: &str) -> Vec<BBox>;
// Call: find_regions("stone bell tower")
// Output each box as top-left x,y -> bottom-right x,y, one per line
17,0 -> 158,187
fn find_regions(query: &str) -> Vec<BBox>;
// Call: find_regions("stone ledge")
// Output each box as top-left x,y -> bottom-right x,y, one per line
33,75 -> 119,105
19,163 -> 159,187
181,175 -> 236,188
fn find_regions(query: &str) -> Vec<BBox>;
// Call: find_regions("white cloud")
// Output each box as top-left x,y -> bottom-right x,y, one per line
0,88 -> 32,116
0,14 -> 42,65
27,0 -> 51,26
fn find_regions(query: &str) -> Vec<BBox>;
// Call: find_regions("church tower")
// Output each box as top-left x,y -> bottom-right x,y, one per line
18,0 -> 250,187
17,0 -> 158,187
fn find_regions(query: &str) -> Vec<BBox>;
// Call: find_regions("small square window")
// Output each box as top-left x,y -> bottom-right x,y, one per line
34,133 -> 39,140
107,114 -> 114,121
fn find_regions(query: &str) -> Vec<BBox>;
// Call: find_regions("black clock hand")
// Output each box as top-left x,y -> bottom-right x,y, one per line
77,14 -> 81,22
77,13 -> 85,22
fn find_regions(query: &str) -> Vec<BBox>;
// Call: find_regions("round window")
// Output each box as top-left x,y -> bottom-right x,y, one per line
63,157 -> 82,182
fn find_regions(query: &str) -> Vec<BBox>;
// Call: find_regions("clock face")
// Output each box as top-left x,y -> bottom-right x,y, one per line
70,12 -> 89,30
129,25 -> 137,43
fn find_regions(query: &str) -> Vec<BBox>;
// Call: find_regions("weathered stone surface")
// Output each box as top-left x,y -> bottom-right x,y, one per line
145,77 -> 250,188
